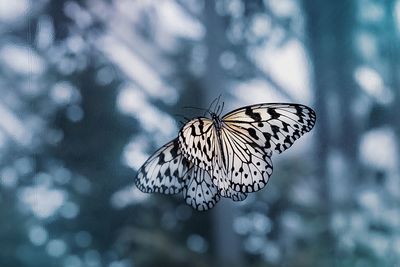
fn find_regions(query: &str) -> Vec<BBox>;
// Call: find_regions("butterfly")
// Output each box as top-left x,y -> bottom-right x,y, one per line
135,102 -> 316,211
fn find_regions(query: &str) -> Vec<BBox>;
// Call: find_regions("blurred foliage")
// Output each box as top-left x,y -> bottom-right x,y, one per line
0,0 -> 399,267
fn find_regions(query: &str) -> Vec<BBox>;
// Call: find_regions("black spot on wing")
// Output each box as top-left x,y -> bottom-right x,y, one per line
190,125 -> 196,136
294,105 -> 305,123
267,108 -> 280,119
284,135 -> 292,144
245,107 -> 262,121
164,167 -> 171,177
262,132 -> 272,149
198,118 -> 204,132
157,152 -> 165,164
281,121 -> 290,133
197,141 -> 202,151
206,136 -> 211,148
247,127 -> 259,140
170,140 -> 179,157
271,125 -> 280,139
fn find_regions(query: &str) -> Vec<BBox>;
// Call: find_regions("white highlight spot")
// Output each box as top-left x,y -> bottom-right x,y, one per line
355,66 -> 392,104
359,127 -> 398,170
0,0 -> 30,22
157,0 -> 205,40
117,85 -> 176,139
267,0 -> 298,17
251,40 -> 312,103
98,36 -> 177,104
18,185 -> 65,218
51,81 -> 80,105
251,14 -> 272,37
0,45 -> 46,75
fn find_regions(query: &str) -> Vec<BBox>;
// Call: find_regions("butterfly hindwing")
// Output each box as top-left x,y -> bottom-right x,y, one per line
228,187 -> 248,201
135,139 -> 190,194
183,166 -> 220,211
219,127 -> 274,193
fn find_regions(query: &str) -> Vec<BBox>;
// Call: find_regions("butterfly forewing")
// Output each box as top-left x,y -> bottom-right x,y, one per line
135,139 -> 190,194
178,118 -> 216,170
223,103 -> 316,154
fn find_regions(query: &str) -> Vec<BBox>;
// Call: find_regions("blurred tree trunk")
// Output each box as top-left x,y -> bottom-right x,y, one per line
201,2 -> 243,267
385,1 -> 400,208
302,0 -> 359,265
386,0 -> 400,148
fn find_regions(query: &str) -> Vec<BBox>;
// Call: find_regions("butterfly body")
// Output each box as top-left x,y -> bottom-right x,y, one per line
136,102 -> 316,211
210,112 -> 224,131
209,112 -> 229,170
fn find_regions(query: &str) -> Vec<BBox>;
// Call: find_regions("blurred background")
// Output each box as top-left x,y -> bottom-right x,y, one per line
1,0 -> 399,266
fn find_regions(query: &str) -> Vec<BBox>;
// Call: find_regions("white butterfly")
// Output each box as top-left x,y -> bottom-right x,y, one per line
135,103 -> 316,211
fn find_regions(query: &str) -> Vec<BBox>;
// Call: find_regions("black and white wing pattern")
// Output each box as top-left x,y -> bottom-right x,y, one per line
178,118 -> 246,198
223,103 -> 316,154
182,164 -> 246,209
228,187 -> 247,201
220,103 -> 316,193
178,118 -> 216,171
217,126 -> 274,193
137,102 -> 315,209
183,167 -> 220,211
178,103 -> 316,194
136,139 -> 236,211
178,117 -> 271,194
135,139 -> 190,194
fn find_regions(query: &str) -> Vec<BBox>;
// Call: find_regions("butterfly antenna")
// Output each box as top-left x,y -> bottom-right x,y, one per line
215,102 -> 221,115
218,101 -> 225,116
215,94 -> 221,113
213,94 -> 223,114
206,95 -> 221,114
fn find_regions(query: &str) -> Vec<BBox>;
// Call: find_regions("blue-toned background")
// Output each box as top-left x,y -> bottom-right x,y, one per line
1,0 -> 399,266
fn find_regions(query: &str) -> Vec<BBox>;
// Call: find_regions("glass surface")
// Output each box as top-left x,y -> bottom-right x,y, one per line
0,0 -> 399,266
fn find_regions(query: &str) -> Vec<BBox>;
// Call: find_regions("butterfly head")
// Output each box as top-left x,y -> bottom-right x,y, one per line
210,112 -> 219,120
